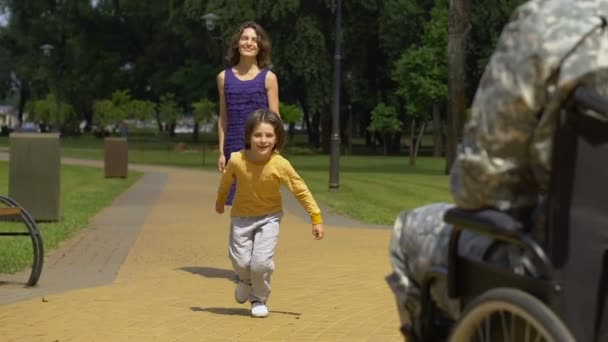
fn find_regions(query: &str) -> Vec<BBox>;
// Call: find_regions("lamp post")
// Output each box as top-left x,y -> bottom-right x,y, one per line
329,0 -> 342,191
202,12 -> 226,66
40,43 -> 61,131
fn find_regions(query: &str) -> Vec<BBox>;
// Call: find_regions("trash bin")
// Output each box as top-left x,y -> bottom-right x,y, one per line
8,133 -> 61,221
104,137 -> 128,178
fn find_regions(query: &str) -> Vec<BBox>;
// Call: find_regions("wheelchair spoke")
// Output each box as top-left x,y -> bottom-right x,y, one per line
499,310 -> 510,342
475,324 -> 484,342
524,320 -> 531,341
509,312 -> 516,342
485,315 -> 490,342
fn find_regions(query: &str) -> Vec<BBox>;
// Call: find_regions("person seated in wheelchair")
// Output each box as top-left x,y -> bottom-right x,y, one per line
387,0 -> 608,340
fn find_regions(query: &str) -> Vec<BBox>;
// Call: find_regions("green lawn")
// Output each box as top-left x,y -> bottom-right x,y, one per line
0,133 -> 453,225
290,155 -> 452,225
0,162 -> 141,273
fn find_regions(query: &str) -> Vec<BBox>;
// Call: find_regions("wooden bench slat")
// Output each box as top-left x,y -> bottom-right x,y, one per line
0,207 -> 22,217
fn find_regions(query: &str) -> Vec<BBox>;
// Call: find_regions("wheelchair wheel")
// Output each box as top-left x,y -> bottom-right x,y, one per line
0,195 -> 44,286
449,288 -> 574,342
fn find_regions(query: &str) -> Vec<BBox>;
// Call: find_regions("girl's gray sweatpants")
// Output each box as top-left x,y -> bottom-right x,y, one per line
229,212 -> 282,304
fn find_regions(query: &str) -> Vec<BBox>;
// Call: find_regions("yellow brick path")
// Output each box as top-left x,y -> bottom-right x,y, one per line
0,166 -> 402,341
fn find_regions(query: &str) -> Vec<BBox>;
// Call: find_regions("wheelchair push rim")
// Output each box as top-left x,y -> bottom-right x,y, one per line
449,288 -> 575,342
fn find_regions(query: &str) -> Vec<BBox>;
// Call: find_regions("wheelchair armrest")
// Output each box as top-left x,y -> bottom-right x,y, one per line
445,207 -> 555,286
444,207 -> 524,239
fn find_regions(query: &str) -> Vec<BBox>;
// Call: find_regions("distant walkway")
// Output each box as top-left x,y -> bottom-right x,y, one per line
0,156 -> 401,341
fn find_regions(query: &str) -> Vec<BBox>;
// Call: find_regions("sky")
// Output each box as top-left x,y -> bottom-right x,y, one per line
0,12 -> 7,27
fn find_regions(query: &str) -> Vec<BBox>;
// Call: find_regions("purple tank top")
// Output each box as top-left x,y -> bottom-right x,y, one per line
223,68 -> 269,205
223,68 -> 269,159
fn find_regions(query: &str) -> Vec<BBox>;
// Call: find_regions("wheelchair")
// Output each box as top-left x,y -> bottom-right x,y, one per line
413,86 -> 608,342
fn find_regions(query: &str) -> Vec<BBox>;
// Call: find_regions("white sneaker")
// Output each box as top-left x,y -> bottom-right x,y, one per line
251,302 -> 269,318
234,281 -> 250,304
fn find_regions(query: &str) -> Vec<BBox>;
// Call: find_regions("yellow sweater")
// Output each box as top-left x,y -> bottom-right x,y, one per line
216,151 -> 323,224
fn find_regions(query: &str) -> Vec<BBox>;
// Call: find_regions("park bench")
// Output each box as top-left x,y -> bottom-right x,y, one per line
0,195 -> 44,286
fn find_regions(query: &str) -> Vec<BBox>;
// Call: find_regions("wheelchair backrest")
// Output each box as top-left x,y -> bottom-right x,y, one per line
546,86 -> 608,265
545,86 -> 608,342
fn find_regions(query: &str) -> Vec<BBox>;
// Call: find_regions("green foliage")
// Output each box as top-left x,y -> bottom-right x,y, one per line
393,1 -> 447,118
368,103 -> 402,134
471,0 -> 527,76
170,61 -> 217,106
158,93 -> 181,124
129,99 -> 156,122
206,0 -> 256,36
282,15 -> 331,114
110,89 -> 132,110
279,102 -> 303,124
256,0 -> 300,21
93,90 -> 133,129
26,93 -> 75,127
0,0 -> 519,149
92,89 -> 156,129
192,99 -> 216,124
93,100 -> 124,129
378,0 -> 434,62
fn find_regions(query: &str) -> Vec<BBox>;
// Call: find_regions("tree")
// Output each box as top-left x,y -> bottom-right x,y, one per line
447,0 -> 471,173
393,0 -> 448,165
92,89 -> 132,136
469,0 -> 527,94
279,102 -> 304,144
281,14 -> 332,150
26,92 -> 75,132
368,103 -> 402,156
129,99 -> 156,124
192,98 -> 216,165
158,92 -> 181,137
128,98 -> 156,150
92,99 -> 115,135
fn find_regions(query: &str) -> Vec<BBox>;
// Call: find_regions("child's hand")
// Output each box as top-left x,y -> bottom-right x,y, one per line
215,201 -> 224,214
312,224 -> 324,240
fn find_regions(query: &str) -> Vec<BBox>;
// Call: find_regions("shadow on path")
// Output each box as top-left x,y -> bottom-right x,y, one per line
191,306 -> 301,317
178,266 -> 235,283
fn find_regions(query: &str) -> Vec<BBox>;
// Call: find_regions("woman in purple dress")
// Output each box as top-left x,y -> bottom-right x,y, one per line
216,22 -> 280,205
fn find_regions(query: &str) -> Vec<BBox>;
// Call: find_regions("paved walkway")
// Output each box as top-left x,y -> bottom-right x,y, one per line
0,158 -> 402,341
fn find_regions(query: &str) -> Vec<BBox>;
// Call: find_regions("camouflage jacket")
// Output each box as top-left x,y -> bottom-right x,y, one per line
450,0 -> 608,211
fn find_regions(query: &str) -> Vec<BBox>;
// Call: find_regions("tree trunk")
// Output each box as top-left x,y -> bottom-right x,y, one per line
301,102 -> 315,145
391,132 -> 402,155
409,118 -> 415,164
384,133 -> 389,156
345,104 -> 353,154
192,121 -> 200,142
411,121 -> 426,166
288,122 -> 295,144
169,121 -> 176,138
17,84 -> 30,127
432,103 -> 443,157
321,112 -> 331,153
311,111 -> 321,149
155,112 -> 163,133
446,0 -> 470,173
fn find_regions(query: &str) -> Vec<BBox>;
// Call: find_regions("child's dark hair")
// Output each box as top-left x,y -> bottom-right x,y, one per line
244,109 -> 285,152
227,21 -> 272,68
